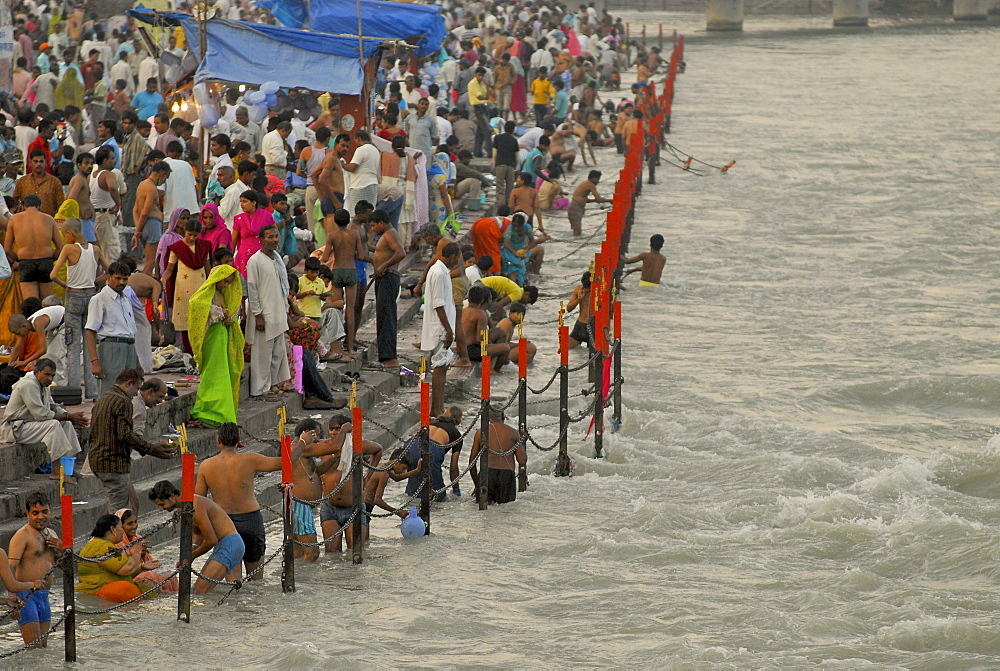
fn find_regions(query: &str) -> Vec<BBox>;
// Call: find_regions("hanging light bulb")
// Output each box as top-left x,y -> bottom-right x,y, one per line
171,101 -> 181,113
180,100 -> 189,112
238,84 -> 246,93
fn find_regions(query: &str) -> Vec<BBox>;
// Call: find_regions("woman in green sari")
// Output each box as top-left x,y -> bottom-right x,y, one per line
188,264 -> 245,427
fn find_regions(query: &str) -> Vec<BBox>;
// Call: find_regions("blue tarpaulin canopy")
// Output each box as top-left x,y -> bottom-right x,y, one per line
128,8 -> 384,94
255,0 -> 446,58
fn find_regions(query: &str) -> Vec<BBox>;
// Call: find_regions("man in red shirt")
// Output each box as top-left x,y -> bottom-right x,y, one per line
25,119 -> 62,174
80,49 -> 101,93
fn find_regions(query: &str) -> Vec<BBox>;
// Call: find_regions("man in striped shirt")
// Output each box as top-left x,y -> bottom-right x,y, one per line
88,368 -> 176,512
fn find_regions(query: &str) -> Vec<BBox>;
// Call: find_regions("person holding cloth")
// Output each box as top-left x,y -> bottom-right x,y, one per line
417,241 -> 460,417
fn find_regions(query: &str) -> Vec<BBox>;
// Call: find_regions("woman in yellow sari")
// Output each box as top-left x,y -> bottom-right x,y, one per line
52,199 -> 80,303
77,514 -> 154,603
54,67 -> 85,111
188,264 -> 244,427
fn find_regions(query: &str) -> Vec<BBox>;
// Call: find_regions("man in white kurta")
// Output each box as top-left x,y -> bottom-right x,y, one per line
246,227 -> 291,397
0,360 -> 84,466
419,241 -> 459,417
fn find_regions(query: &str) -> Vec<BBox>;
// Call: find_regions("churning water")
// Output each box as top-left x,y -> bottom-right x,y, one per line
7,18 -> 1000,668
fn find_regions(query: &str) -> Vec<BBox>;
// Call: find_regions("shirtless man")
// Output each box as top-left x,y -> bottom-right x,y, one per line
195,423 -> 302,581
315,133 -> 351,236
462,283 -> 511,371
371,209 -> 406,368
569,170 -> 611,237
508,172 -> 544,234
622,234 -> 667,286
7,493 -> 61,648
4,195 -> 64,300
288,418 -> 346,562
131,161 -> 171,275
149,480 -> 244,594
469,407 -> 527,505
318,415 -> 382,552
364,446 -> 422,519
567,270 -> 593,350
321,208 -> 365,356
65,152 -> 96,243
497,301 -> 538,366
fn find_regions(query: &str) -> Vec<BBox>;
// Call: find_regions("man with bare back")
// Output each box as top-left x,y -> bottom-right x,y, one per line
4,194 -> 64,300
131,161 -> 171,275
7,493 -> 61,649
195,422 -> 301,581
321,208 -> 365,357
149,480 -> 243,594
65,152 -> 97,243
569,170 -> 611,237
462,283 -> 511,370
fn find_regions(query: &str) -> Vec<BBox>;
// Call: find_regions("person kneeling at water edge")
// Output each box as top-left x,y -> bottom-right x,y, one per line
149,480 -> 244,594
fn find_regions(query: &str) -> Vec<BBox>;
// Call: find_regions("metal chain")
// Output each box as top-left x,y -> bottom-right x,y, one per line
293,475 -> 351,505
485,434 -> 527,457
0,614 -> 66,659
567,349 -> 602,373
489,380 -> 523,413
526,422 -> 570,452
527,368 -> 560,395
361,414 -> 411,445
550,219 -> 608,263
291,508 -> 359,547
75,568 -> 182,615
73,514 -> 177,563
431,457 -> 478,496
241,425 -> 281,445
369,480 -> 427,517
191,538 -> 291,606
0,562 -> 58,622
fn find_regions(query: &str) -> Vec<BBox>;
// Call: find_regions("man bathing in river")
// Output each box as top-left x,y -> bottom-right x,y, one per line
622,234 -> 666,286
7,493 -> 59,649
195,423 -> 302,582
149,481 -> 243,595
469,407 -> 527,505
319,415 -> 382,553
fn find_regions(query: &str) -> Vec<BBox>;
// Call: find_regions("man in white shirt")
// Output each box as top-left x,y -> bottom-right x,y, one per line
162,140 -> 200,219
219,161 -> 256,230
85,261 -> 139,395
27,298 -> 67,385
246,226 -> 290,398
261,121 -> 292,180
343,130 -> 381,213
419,237 -> 460,417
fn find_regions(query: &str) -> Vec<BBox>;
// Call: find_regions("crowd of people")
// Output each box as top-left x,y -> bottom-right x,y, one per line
0,0 -> 674,645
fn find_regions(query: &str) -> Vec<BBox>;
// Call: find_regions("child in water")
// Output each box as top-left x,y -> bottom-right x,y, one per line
622,234 -> 666,286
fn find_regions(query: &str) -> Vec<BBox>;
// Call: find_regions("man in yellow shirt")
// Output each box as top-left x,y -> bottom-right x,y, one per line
530,67 -> 556,126
467,67 -> 491,158
479,275 -> 539,318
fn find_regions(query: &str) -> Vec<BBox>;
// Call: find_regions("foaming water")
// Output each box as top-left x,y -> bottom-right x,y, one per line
6,21 -> 1000,668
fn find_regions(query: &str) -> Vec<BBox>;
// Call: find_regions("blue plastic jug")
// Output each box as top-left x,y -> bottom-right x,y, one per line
400,507 -> 426,538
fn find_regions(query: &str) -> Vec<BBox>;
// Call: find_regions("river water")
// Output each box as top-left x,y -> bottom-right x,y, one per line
7,17 -> 1000,668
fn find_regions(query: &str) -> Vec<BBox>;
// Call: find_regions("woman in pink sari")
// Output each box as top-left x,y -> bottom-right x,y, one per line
114,509 -> 178,593
232,190 -> 272,277
198,203 -> 232,254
